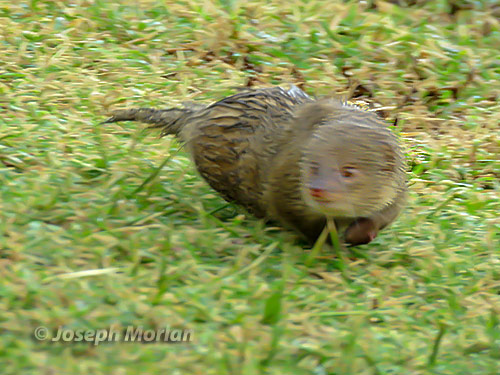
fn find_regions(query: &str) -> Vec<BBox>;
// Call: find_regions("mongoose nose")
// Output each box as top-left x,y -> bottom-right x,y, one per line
309,188 -> 325,199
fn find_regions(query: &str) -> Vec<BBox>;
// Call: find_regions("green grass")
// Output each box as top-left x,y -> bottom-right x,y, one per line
1,0 -> 499,374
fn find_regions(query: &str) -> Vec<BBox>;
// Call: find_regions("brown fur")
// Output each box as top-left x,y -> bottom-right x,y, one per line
105,86 -> 406,246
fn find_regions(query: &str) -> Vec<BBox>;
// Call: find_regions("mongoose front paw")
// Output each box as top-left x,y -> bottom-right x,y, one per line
344,218 -> 378,246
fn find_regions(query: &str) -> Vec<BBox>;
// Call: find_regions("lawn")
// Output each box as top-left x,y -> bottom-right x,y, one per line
0,0 -> 499,374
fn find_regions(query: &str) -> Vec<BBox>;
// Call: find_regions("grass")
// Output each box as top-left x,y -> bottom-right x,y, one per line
0,0 -> 499,374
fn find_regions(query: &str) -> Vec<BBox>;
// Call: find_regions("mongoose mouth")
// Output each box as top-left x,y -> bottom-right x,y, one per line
305,187 -> 360,217
308,188 -> 340,204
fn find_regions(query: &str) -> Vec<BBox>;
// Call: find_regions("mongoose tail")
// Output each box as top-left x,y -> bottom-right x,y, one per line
104,107 -> 196,136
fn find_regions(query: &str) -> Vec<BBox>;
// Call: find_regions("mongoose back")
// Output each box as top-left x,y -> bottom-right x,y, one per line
105,86 -> 406,245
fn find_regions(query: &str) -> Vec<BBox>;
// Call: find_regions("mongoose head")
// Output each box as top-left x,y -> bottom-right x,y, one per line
298,102 -> 404,218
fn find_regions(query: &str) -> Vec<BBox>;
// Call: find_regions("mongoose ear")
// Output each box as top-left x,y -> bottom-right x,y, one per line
293,99 -> 343,131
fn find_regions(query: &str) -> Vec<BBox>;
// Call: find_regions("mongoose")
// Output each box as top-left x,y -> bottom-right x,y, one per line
105,86 -> 406,246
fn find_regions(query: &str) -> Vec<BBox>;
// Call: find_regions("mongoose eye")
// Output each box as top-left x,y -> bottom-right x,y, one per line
341,166 -> 356,178
310,164 -> 320,176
